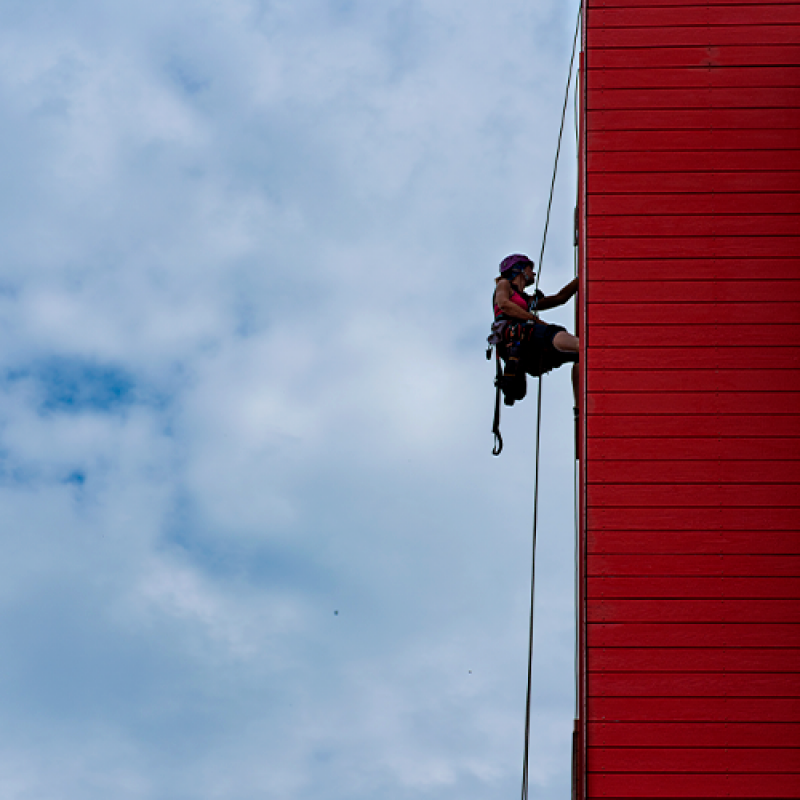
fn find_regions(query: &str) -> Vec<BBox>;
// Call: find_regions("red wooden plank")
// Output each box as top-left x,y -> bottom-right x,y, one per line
587,326 -> 800,348
586,437 -> 800,461
591,66 -> 800,92
587,415 -> 800,438
587,370 -> 799,393
589,598 -> 800,623
589,150 -> 800,172
588,214 -> 800,237
590,87 -> 800,111
589,5 -> 800,28
589,236 -> 800,259
587,772 -> 800,797
588,460 -> 800,484
594,0 -> 800,6
589,193 -> 800,214
587,531 -> 800,555
591,26 -> 800,49
587,261 -> 800,282
589,576 -> 800,598
588,281 -> 800,304
588,73 -> 800,100
589,672 -> 800,698
588,171 -> 800,193
588,554 -> 800,576
587,300 -> 800,324
588,347 -> 799,370
589,128 -> 798,153
588,721 -> 800,748
588,696 -> 800,722
588,44 -> 800,70
588,507 -> 800,531
587,745 -> 800,772
588,485 -> 800,509
587,391 -> 800,415
588,107 -> 800,130
588,647 -> 800,671
588,622 -> 800,647
590,127 -> 800,151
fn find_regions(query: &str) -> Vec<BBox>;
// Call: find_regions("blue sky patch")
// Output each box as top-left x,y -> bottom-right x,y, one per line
8,358 -> 137,414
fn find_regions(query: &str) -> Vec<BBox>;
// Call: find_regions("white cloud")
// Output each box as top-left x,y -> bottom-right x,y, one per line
0,0 -> 581,796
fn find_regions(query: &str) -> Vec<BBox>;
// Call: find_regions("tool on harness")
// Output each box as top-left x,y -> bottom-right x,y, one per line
488,345 -> 504,456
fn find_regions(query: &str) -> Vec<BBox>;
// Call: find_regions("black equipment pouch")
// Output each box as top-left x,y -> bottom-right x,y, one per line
499,344 -> 527,406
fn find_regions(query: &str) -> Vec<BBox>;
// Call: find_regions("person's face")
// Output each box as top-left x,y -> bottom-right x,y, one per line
522,264 -> 536,286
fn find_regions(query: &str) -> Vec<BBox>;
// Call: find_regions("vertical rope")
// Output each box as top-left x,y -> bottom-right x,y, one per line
520,375 -> 543,800
536,4 -> 582,293
520,7 -> 582,799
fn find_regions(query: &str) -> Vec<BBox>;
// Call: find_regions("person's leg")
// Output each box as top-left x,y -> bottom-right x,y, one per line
553,331 -> 579,353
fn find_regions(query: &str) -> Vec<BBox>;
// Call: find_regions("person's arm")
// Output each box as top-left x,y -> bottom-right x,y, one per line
537,277 -> 578,311
495,280 -> 538,322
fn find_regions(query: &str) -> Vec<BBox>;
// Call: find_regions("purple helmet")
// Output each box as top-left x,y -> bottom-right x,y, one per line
499,254 -> 534,275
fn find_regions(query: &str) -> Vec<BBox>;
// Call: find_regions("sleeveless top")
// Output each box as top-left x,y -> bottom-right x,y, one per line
493,282 -> 543,320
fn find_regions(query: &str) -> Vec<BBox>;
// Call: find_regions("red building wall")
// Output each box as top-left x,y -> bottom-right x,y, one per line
578,1 -> 800,797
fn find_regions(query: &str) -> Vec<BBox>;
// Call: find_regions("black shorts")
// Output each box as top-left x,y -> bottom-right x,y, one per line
500,322 -> 578,376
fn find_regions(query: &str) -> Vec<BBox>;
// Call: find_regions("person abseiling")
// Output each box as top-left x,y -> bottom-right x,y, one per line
488,253 -> 579,407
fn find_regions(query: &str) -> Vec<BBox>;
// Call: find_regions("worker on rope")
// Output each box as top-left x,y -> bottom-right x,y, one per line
488,253 -> 579,408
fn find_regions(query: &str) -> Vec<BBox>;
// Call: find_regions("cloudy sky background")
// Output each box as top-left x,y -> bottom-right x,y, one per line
0,1 -> 583,797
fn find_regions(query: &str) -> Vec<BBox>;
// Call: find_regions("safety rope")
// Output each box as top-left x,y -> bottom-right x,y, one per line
535,5 -> 582,295
520,6 -> 582,800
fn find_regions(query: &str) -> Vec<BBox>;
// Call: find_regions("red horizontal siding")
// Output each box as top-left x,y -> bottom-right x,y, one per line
590,193 -> 800,214
589,214 -> 799,236
587,746 -> 800,772
589,236 -> 800,257
588,370 -> 797,392
593,26 -> 799,48
589,108 -> 800,129
587,672 -> 800,697
587,531 -> 800,555
587,772 -> 800,798
590,87 -> 800,110
588,415 -> 800,437
593,67 -> 800,91
588,391 -> 800,415
586,437 -> 799,460
588,326 -> 800,348
589,648 -> 800,671
589,151 -> 800,171
589,599 -> 800,623
594,0 -> 800,6
588,276 -> 800,296
588,577 -> 800,598
591,43 -> 800,69
589,508 -> 799,531
588,461 -> 800,484
587,300 -> 800,323
588,721 -> 800,747
587,260 -> 799,281
589,348 -> 799,370
591,170 -> 800,192
582,3 -> 800,795
591,128 -> 800,150
588,6 -> 800,28
589,623 -> 800,647
588,696 -> 800,722
589,554 -> 800,576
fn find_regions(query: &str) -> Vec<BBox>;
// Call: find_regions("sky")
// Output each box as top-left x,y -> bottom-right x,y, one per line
0,1 -> 583,797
